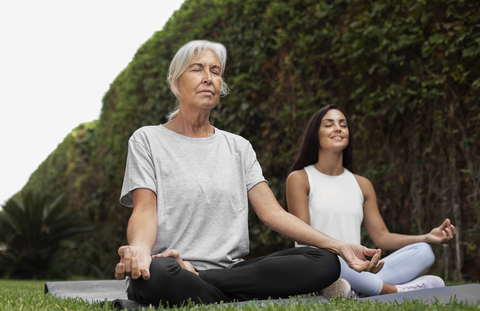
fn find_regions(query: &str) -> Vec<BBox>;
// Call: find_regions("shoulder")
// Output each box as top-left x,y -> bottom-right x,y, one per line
353,174 -> 375,198
215,128 -> 256,154
287,169 -> 309,190
288,169 -> 308,182
216,128 -> 249,144
130,125 -> 161,141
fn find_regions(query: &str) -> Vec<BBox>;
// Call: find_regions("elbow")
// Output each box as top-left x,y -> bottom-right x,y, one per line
257,209 -> 284,231
371,237 -> 389,251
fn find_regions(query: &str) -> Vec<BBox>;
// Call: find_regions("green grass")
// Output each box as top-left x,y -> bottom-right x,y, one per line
0,279 -> 119,311
0,279 -> 478,311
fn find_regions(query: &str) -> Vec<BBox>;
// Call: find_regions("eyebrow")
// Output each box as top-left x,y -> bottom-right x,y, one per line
189,63 -> 221,70
322,118 -> 347,123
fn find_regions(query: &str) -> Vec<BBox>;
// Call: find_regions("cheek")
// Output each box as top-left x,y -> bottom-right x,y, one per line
215,79 -> 223,91
318,132 -> 328,148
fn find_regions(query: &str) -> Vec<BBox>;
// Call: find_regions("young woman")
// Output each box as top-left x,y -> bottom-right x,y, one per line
285,104 -> 456,297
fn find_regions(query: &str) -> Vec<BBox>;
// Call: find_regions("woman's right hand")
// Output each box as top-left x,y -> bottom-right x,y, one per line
115,245 -> 152,280
337,242 -> 384,273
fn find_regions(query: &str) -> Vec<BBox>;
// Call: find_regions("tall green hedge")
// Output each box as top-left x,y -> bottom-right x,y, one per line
21,0 -> 479,280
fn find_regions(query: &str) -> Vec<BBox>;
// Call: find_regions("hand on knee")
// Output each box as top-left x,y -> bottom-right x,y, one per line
152,249 -> 199,276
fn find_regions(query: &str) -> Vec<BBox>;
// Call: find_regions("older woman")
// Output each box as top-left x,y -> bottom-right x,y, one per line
114,40 -> 383,307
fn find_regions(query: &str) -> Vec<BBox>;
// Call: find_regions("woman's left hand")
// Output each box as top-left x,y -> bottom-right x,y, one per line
337,243 -> 384,273
151,249 -> 199,276
426,218 -> 457,244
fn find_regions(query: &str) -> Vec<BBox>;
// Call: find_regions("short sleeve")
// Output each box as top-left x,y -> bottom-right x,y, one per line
244,142 -> 267,191
119,138 -> 157,207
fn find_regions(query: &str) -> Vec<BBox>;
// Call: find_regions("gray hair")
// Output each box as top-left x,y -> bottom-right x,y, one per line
167,40 -> 229,121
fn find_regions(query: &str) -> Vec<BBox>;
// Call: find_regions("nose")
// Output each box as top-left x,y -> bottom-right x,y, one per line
203,70 -> 212,84
333,123 -> 342,132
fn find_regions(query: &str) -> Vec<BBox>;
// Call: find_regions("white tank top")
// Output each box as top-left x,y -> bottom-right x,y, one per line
296,165 -> 364,246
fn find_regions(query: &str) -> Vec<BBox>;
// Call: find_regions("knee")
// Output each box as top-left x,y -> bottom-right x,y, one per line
127,257 -> 180,306
416,242 -> 435,267
322,250 -> 341,282
308,248 -> 341,289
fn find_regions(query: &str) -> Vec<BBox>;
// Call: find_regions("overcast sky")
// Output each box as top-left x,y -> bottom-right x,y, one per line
0,0 -> 185,206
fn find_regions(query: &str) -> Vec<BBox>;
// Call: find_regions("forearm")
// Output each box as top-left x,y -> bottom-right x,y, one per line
375,233 -> 428,251
262,208 -> 344,255
127,208 -> 157,251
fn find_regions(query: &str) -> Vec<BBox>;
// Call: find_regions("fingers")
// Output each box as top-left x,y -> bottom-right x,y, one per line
116,246 -> 147,280
439,218 -> 450,231
184,261 -> 199,276
118,245 -> 128,257
141,268 -> 151,280
451,224 -> 457,236
351,248 -> 383,274
362,247 -> 379,258
154,249 -> 195,274
115,246 -> 129,280
131,258 -> 140,279
443,224 -> 457,242
364,249 -> 382,273
441,219 -> 457,243
160,249 -> 180,259
115,263 -> 125,280
124,247 -> 132,276
370,260 -> 385,274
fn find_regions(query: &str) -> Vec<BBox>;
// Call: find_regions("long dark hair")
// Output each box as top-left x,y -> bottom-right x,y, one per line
283,104 -> 353,209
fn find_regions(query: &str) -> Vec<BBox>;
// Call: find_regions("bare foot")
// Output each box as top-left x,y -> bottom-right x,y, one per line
152,249 -> 199,276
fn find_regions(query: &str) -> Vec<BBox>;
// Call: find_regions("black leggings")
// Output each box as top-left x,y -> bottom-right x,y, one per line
127,247 -> 340,307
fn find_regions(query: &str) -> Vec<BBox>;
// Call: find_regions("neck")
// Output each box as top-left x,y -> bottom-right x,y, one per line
164,107 -> 213,138
314,150 -> 344,176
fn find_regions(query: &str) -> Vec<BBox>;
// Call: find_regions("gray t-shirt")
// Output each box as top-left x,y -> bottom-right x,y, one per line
120,125 -> 266,270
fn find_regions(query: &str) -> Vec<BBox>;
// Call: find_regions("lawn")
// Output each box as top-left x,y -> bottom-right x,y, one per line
0,279 -> 478,311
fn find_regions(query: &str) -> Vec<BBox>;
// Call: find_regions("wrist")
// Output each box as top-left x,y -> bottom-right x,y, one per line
421,234 -> 430,243
329,241 -> 348,256
128,244 -> 152,254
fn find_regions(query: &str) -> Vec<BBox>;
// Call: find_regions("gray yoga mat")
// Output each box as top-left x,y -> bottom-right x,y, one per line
357,283 -> 480,306
44,279 -> 128,303
44,279 -> 329,309
45,280 -> 480,310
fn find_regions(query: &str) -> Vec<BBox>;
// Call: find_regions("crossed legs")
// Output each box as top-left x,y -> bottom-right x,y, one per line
127,247 -> 340,307
340,242 -> 435,296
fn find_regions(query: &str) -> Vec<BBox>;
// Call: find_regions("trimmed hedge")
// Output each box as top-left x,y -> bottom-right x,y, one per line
21,0 -> 479,280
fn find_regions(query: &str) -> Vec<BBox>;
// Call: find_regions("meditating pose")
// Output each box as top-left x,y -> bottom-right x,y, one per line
114,40 -> 384,307
286,104 -> 456,297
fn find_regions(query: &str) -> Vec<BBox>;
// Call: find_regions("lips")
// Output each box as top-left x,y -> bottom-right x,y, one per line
198,90 -> 214,95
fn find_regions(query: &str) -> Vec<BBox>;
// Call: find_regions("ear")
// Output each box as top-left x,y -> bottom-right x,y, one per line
170,77 -> 181,96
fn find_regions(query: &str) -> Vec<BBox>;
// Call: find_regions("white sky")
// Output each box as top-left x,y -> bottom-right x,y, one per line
0,0 -> 185,206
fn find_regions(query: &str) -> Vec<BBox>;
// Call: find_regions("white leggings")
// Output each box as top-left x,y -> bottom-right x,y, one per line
339,242 -> 435,296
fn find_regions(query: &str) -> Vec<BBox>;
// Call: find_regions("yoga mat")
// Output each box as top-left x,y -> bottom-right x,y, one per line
45,280 -> 480,310
358,284 -> 480,306
111,295 -> 330,310
45,279 -> 128,303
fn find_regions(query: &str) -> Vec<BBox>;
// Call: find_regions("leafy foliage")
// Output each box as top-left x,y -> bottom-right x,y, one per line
16,0 -> 480,280
0,191 -> 92,279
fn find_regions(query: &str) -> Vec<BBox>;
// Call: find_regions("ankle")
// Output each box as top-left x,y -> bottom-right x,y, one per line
380,283 -> 398,295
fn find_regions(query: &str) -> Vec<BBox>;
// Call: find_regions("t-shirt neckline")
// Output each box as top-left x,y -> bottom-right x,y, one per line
159,124 -> 218,141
